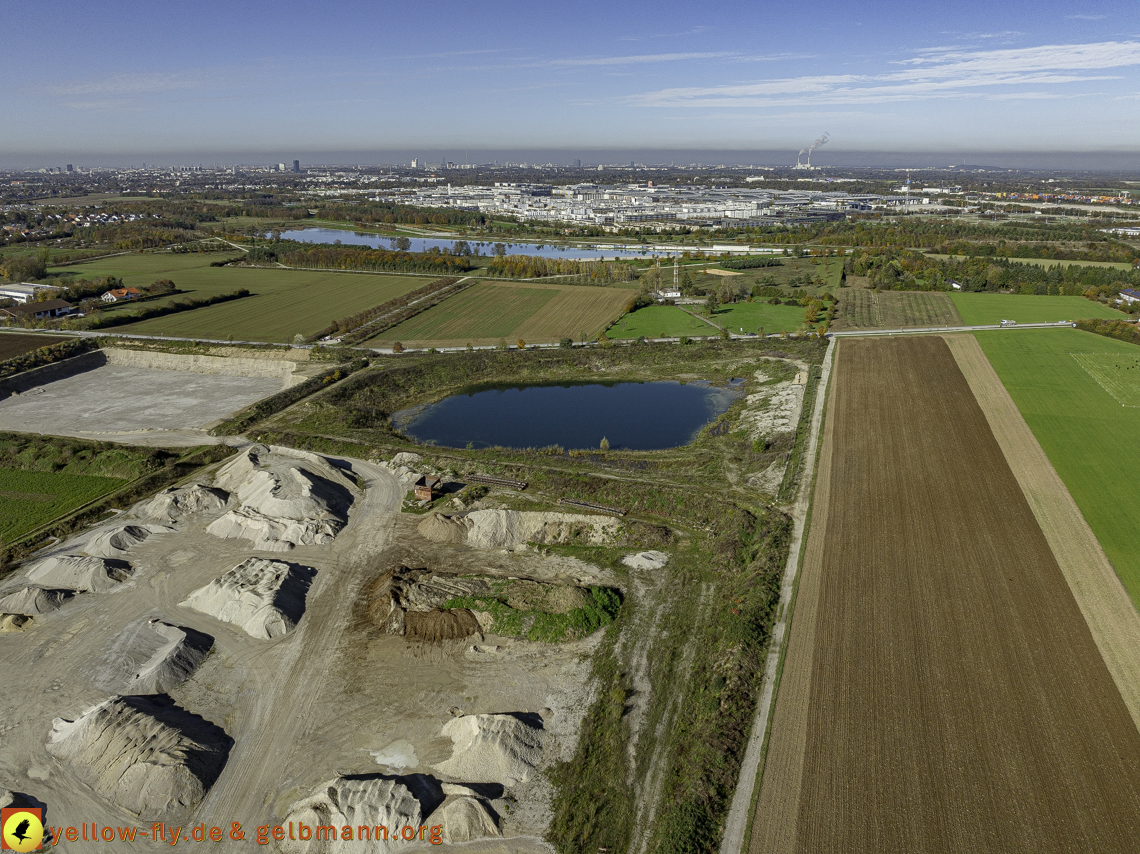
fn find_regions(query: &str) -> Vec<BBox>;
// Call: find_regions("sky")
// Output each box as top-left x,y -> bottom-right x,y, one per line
3,0 -> 1139,167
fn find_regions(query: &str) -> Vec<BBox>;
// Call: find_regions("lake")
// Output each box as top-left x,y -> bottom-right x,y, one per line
393,380 -> 742,450
269,228 -> 713,260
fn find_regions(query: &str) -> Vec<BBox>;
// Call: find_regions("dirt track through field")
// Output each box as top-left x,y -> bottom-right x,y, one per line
945,333 -> 1140,733
773,336 -> 1140,853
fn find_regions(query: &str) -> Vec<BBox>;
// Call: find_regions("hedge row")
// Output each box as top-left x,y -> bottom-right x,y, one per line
719,256 -> 783,270
0,337 -> 98,380
86,289 -> 251,329
307,277 -> 461,343
340,280 -> 473,346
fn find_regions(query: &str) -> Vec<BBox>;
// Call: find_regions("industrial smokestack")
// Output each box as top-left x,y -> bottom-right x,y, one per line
806,132 -> 829,167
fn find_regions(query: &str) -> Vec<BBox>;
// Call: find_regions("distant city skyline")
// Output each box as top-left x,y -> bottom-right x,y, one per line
4,0 -> 1139,168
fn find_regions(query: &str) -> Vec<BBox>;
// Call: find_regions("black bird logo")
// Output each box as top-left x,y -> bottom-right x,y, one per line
10,818 -> 31,844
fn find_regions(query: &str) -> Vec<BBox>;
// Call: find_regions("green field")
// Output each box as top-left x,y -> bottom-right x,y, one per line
51,253 -> 426,342
713,301 -> 819,335
607,305 -> 719,339
370,282 -> 631,346
976,328 -> 1140,605
952,293 -> 1127,326
0,469 -> 126,544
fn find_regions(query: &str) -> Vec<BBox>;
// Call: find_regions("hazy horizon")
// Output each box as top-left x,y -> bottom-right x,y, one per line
4,149 -> 1139,173
5,0 -> 1140,168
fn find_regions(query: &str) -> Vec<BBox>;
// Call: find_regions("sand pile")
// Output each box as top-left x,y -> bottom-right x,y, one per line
433,714 -> 543,786
86,524 -> 157,558
182,557 -> 314,640
96,620 -> 214,695
739,367 -> 807,442
207,445 -> 355,551
365,566 -> 486,640
418,509 -> 622,550
433,791 -> 501,843
26,555 -> 133,592
416,513 -> 467,544
280,776 -> 426,854
141,484 -> 229,523
621,551 -> 670,571
0,586 -> 73,615
0,614 -> 31,632
46,695 -> 230,818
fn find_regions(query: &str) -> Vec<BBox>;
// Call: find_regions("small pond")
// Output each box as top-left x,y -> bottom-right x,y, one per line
393,380 -> 743,451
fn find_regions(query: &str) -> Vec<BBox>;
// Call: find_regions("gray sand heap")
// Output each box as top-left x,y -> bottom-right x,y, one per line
281,775 -> 500,852
26,555 -> 133,592
280,776 -> 425,854
0,586 -> 73,615
418,509 -> 622,550
85,524 -> 158,558
206,445 -> 356,551
433,714 -> 544,787
46,695 -> 230,819
621,550 -> 670,571
141,484 -> 229,523
182,557 -> 315,640
95,619 -> 214,695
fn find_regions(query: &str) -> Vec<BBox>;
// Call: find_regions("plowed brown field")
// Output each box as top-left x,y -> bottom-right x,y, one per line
784,336 -> 1140,853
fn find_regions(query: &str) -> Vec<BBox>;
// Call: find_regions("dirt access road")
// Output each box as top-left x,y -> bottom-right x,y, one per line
752,336 -> 1140,854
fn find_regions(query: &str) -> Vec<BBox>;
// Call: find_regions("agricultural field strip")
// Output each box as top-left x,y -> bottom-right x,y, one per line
790,338 -> 1140,852
747,345 -> 839,854
723,339 -> 837,854
945,334 -> 1140,732
1070,352 -> 1140,407
0,469 -> 127,544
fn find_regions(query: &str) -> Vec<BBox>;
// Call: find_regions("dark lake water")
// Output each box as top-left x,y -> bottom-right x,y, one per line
270,228 -> 683,260
394,380 -> 741,450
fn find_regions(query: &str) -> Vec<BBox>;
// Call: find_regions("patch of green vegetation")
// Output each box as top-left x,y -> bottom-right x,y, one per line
0,469 -> 126,544
607,305 -> 718,339
444,586 -> 621,642
952,293 -> 1127,326
713,300 -> 819,335
975,327 -> 1140,607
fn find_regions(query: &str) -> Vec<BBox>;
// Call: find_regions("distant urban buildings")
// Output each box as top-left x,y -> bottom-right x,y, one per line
292,160 -> 301,173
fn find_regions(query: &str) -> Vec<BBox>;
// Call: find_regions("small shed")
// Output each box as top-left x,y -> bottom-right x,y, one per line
414,475 -> 441,501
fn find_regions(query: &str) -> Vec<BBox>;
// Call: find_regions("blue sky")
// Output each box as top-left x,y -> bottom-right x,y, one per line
3,0 -> 1139,165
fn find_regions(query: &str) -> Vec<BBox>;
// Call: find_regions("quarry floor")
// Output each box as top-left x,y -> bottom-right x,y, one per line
0,364 -> 284,446
0,455 -> 614,852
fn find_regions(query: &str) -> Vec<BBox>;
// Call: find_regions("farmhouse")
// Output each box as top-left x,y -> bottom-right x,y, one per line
1119,288 -> 1140,305
101,287 -> 143,303
0,299 -> 73,320
656,287 -> 682,300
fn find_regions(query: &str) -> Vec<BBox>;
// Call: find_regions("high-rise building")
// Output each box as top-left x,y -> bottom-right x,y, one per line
292,160 -> 301,173
411,158 -> 419,169
66,164 -> 74,173
575,159 -> 581,168
278,163 -> 287,172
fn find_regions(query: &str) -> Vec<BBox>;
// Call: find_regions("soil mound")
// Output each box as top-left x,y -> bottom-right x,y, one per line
365,566 -> 486,641
85,524 -> 154,558
182,557 -> 315,639
141,484 -> 229,523
46,695 -> 230,819
433,714 -> 543,786
281,775 -> 428,854
0,586 -> 73,615
95,620 -> 214,695
207,445 -> 356,550
26,555 -> 133,592
416,513 -> 467,544
621,550 -> 670,571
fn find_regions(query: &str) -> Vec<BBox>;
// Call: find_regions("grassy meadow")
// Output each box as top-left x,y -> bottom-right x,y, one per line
49,252 -> 426,342
368,281 -> 632,347
0,469 -> 126,544
607,305 -> 720,339
976,327 -> 1140,605
952,293 -> 1127,326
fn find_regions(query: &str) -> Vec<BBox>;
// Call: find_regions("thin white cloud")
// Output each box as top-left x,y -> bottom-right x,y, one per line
551,52 -> 736,67
630,41 -> 1140,108
44,71 -> 208,97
